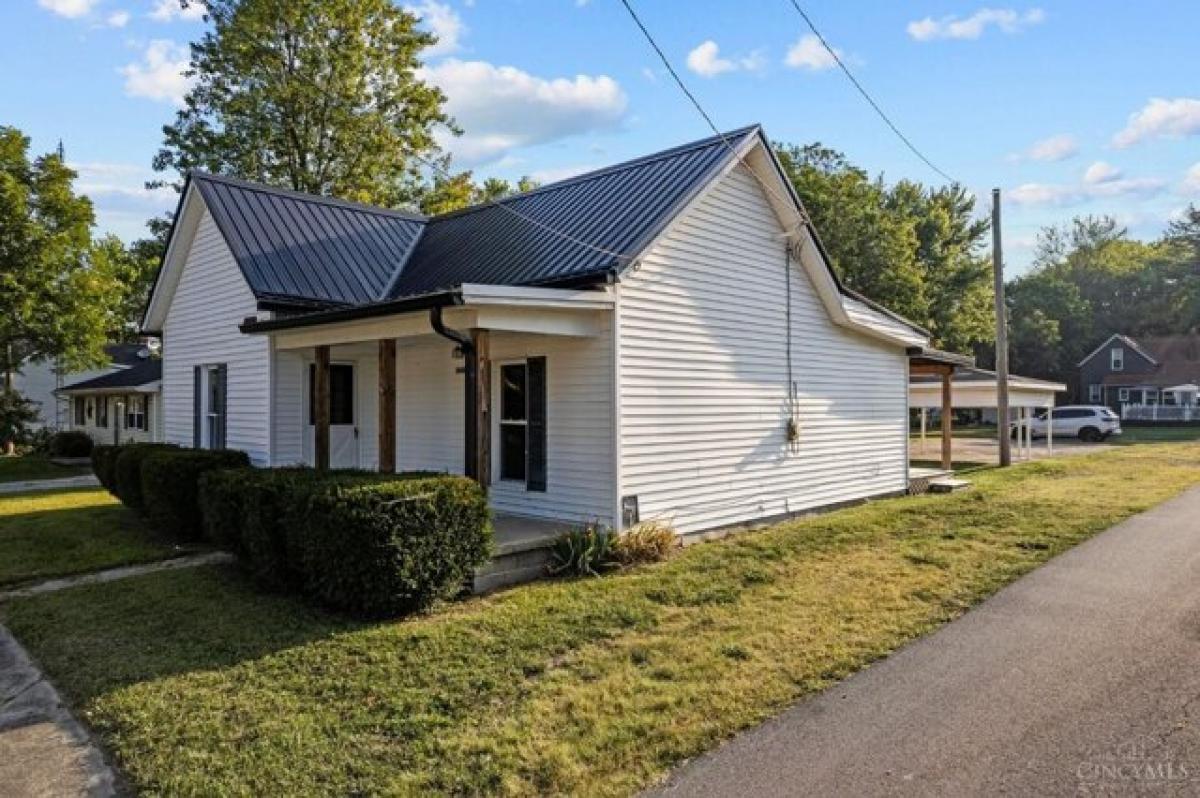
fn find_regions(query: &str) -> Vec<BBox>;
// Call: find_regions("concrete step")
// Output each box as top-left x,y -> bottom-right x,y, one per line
929,477 -> 972,493
473,543 -> 556,593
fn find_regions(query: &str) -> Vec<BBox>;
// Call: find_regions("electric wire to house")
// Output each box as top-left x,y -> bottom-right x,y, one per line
782,0 -> 961,186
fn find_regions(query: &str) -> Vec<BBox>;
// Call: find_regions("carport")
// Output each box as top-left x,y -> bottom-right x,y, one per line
909,363 -> 1066,467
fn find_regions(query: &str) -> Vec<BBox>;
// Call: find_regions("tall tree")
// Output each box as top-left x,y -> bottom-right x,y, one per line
90,234 -> 162,341
418,172 -> 539,215
154,0 -> 454,208
0,126 -> 119,387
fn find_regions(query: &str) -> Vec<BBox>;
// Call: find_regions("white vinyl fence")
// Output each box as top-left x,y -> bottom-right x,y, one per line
1121,404 -> 1199,422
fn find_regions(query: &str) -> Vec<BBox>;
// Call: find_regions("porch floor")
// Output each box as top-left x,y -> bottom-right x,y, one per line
491,513 -> 570,556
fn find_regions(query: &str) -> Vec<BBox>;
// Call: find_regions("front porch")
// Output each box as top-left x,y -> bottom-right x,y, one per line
243,284 -> 618,574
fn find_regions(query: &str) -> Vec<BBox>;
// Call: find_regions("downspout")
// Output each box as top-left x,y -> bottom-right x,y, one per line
429,306 -> 478,483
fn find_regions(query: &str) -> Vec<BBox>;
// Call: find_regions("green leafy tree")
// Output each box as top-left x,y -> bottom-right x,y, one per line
0,389 -> 38,451
153,0 -> 454,209
90,235 -> 163,341
0,126 -> 118,387
418,172 -> 540,215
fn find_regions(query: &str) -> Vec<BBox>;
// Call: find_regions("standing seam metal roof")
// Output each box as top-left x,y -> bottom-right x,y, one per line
187,126 -> 761,307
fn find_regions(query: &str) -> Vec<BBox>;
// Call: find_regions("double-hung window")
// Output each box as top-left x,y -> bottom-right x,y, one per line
1111,347 -> 1124,371
1088,384 -> 1102,403
73,397 -> 85,426
497,357 -> 547,491
125,395 -> 147,431
96,396 -> 108,428
194,364 -> 227,449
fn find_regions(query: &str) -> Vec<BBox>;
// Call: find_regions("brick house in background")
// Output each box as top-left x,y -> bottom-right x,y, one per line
1077,333 -> 1200,410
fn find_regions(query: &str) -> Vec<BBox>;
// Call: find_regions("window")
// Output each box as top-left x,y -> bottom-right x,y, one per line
73,397 -> 85,426
307,363 -> 354,425
194,364 -> 227,449
1088,384 -> 1102,403
207,366 -> 226,448
125,395 -> 147,431
499,363 -> 527,481
1118,388 -> 1130,402
96,396 -> 108,429
1111,347 -> 1124,371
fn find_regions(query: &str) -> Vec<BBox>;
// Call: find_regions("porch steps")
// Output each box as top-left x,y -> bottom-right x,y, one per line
473,537 -> 556,594
929,477 -> 972,494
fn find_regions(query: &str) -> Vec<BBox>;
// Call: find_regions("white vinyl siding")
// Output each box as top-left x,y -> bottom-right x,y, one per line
617,164 -> 909,534
269,330 -> 614,524
161,209 -> 271,464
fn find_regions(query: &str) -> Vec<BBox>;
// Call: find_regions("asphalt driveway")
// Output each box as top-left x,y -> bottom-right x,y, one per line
652,486 -> 1200,797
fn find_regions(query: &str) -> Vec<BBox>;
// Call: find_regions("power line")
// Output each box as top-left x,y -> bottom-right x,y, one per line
783,0 -> 960,186
617,0 -> 809,226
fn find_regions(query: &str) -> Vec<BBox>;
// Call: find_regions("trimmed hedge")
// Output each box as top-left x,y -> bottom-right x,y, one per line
194,468 -> 491,616
91,445 -> 120,492
47,429 -> 93,458
141,449 -> 251,539
113,443 -> 178,510
295,476 -> 491,616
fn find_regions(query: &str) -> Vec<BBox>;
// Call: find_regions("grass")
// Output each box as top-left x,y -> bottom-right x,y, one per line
0,488 -> 192,587
0,454 -> 91,483
1111,425 -> 1200,444
4,444 -> 1200,796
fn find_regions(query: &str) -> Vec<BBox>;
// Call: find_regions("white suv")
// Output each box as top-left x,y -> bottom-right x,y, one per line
1012,405 -> 1122,443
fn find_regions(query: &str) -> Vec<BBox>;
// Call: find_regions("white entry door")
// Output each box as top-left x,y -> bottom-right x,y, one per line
304,362 -> 359,469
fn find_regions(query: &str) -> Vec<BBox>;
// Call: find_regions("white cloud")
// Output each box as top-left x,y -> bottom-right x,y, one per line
528,163 -> 600,184
685,40 -> 765,78
1181,163 -> 1200,195
37,0 -> 99,18
418,59 -> 627,165
69,162 -> 175,205
1083,161 -> 1121,185
1014,133 -> 1078,162
784,34 -> 839,71
1009,163 -> 1166,207
1112,98 -> 1200,148
406,1 -> 465,58
107,10 -> 130,27
149,0 -> 206,22
119,39 -> 193,106
907,7 -> 1045,41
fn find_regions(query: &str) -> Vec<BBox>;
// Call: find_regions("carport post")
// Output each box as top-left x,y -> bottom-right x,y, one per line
1047,409 -> 1053,455
940,370 -> 952,471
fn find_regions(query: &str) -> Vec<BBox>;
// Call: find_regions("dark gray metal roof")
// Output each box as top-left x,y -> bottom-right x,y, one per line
387,126 -> 757,297
60,358 -> 162,392
193,173 -> 425,307
186,126 -> 760,307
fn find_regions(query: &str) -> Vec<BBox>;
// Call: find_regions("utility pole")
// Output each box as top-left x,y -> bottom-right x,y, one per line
993,188 -> 1011,467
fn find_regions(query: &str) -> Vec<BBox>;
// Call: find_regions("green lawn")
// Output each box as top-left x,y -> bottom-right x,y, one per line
4,444 -> 1200,796
1112,425 -> 1200,444
0,488 -> 192,587
0,454 -> 91,483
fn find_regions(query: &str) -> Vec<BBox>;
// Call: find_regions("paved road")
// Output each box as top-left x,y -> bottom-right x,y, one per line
652,486 -> 1200,797
0,475 -> 99,495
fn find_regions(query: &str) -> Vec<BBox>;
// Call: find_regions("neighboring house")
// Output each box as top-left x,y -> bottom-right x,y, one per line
11,343 -> 160,431
141,125 -> 943,535
57,354 -> 163,445
1077,333 -> 1200,410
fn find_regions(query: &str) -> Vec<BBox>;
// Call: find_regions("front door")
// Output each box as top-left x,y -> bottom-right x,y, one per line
305,362 -> 359,468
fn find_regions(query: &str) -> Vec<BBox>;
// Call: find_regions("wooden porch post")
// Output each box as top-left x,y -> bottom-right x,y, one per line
378,338 -> 396,474
314,345 -> 330,471
472,329 -> 491,488
941,369 -> 953,470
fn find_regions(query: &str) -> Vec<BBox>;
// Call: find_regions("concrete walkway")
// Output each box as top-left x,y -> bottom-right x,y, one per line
652,486 -> 1200,797
0,551 -> 234,796
0,475 -> 99,495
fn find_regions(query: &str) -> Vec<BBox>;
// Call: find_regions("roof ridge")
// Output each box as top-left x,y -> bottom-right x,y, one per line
189,171 -> 429,222
426,124 -> 762,223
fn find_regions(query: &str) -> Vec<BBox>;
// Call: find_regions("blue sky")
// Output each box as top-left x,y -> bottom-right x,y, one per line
3,0 -> 1198,274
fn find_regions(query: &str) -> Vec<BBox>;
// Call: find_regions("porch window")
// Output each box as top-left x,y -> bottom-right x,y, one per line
1118,388 -> 1130,402
73,397 -> 85,426
499,363 -> 527,481
125,395 -> 147,431
1088,384 -> 1102,403
96,396 -> 108,429
308,363 -> 354,425
1111,347 -> 1124,371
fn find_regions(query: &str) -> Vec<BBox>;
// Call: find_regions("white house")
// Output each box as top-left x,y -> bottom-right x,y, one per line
142,126 -> 943,537
13,343 -> 163,444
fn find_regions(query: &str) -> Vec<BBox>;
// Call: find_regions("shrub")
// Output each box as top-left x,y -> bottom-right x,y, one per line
197,467 -> 253,553
90,445 -> 121,492
612,521 -> 678,566
238,468 -> 330,590
548,522 -> 618,577
113,443 -> 178,510
47,429 -> 94,458
19,427 -> 56,455
292,475 -> 491,616
141,449 -> 251,539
